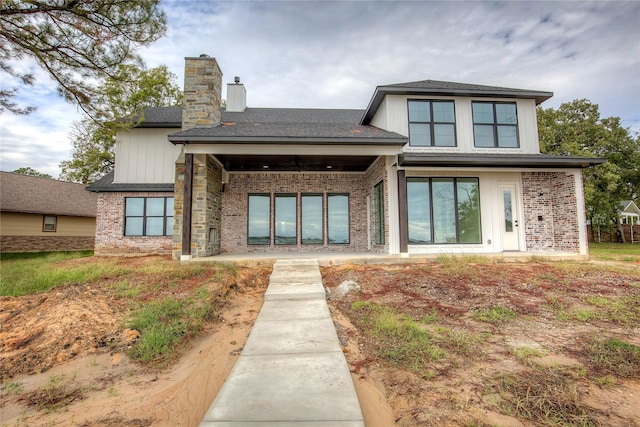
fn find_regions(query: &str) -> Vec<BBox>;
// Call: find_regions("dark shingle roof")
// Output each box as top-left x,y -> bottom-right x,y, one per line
0,172 -> 97,217
167,108 -> 406,144
361,79 -> 553,125
86,171 -> 174,193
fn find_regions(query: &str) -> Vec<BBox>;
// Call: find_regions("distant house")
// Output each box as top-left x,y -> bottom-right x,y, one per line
88,55 -> 604,259
0,172 -> 97,252
618,200 -> 640,225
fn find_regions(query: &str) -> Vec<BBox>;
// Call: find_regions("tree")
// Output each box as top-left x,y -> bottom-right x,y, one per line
59,64 -> 182,184
537,99 -> 640,241
10,166 -> 52,178
0,0 -> 166,116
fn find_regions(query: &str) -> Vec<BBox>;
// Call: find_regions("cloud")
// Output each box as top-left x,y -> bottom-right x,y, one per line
2,0 -> 639,178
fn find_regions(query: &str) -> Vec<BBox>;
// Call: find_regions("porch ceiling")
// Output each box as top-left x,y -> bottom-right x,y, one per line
215,155 -> 379,172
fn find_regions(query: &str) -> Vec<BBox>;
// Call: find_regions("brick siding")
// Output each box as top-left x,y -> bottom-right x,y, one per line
522,172 -> 581,252
364,156 -> 389,254
1,236 -> 94,252
95,192 -> 173,255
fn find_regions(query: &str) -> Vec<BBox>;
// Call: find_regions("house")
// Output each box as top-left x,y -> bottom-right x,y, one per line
88,54 -> 604,260
617,200 -> 640,226
0,172 -> 97,252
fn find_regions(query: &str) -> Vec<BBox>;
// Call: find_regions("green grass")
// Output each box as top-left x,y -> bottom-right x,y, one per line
0,251 -> 120,296
126,291 -> 215,365
471,306 -> 518,323
589,242 -> 640,262
548,295 -> 640,324
351,301 -> 445,373
584,337 -> 640,379
491,367 -> 597,426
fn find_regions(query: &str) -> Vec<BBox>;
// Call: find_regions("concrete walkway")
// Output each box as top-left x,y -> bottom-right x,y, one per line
200,259 -> 365,427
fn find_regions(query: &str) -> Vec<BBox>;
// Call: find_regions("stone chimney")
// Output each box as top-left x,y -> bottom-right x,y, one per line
226,76 -> 247,112
182,54 -> 222,130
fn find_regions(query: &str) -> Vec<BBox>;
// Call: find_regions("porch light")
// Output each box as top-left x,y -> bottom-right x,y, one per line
326,165 -> 333,169
263,165 -> 269,169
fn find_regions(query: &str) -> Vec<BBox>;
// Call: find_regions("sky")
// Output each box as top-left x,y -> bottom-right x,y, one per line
1,0 -> 639,179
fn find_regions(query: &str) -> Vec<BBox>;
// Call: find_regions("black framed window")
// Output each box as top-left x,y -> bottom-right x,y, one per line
408,100 -> 456,147
407,178 -> 481,244
248,194 -> 271,245
301,194 -> 323,244
328,193 -> 349,244
124,197 -> 173,236
472,102 -> 519,148
275,193 -> 297,245
373,181 -> 385,245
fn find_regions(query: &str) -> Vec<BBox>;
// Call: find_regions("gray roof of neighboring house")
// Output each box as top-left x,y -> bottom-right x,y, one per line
398,153 -> 606,169
618,200 -> 640,215
0,172 -> 97,217
86,171 -> 174,193
361,79 -> 553,125
166,107 -> 406,144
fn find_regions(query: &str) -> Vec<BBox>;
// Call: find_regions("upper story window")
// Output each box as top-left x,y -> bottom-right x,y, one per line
408,100 -> 456,147
472,102 -> 519,148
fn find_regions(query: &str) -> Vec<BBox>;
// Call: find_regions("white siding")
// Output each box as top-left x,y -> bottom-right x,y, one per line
373,95 -> 541,155
114,128 -> 181,183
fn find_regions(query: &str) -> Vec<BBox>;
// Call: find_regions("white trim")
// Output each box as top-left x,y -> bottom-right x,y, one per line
386,157 -> 400,255
184,144 -> 402,156
573,170 -> 588,256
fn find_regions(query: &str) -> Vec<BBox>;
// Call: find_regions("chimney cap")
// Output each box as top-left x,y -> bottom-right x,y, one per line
234,76 -> 240,84
199,53 -> 210,58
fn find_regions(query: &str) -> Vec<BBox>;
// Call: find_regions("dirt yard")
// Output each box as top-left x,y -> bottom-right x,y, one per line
1,255 -> 639,426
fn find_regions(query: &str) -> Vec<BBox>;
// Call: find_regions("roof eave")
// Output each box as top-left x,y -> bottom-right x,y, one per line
398,154 -> 606,169
167,135 -> 407,146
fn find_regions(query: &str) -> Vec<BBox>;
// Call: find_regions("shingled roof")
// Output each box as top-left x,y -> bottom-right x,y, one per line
167,107 -> 406,144
0,172 -> 97,217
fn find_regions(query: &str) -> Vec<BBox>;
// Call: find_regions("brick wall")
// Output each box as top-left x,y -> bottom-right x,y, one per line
1,236 -> 94,252
220,171 -> 372,253
95,192 -> 173,255
522,172 -> 580,253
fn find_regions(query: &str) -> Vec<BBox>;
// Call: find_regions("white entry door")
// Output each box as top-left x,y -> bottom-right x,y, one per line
499,184 -> 520,251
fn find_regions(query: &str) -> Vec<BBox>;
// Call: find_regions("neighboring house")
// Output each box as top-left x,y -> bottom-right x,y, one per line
0,172 -> 97,252
617,200 -> 640,225
88,55 -> 604,260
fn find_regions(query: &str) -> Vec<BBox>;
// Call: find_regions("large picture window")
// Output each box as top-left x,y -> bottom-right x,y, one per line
248,194 -> 271,245
302,194 -> 323,244
275,193 -> 297,245
125,197 -> 173,236
407,178 -> 481,244
408,100 -> 456,147
328,194 -> 349,244
373,181 -> 385,245
472,102 -> 518,148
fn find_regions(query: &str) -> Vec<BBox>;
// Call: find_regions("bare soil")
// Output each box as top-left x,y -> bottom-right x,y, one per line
322,261 -> 640,427
1,257 -> 639,426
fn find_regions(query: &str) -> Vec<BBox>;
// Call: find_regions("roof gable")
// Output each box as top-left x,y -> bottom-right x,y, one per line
0,172 -> 97,217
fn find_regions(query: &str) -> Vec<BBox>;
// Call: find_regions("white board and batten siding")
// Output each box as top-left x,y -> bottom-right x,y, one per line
114,128 -> 181,184
371,95 -> 541,155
